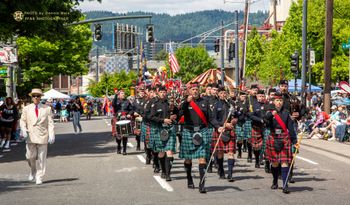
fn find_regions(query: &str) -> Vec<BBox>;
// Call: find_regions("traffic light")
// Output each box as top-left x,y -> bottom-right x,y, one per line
146,24 -> 154,43
228,42 -> 235,61
94,24 -> 102,41
214,39 -> 220,53
290,51 -> 299,73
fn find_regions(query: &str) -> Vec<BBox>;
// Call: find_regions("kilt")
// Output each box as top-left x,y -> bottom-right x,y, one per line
265,133 -> 292,164
262,129 -> 270,156
179,127 -> 212,160
244,120 -> 252,140
149,125 -> 176,153
141,122 -> 151,147
251,127 -> 263,151
211,131 -> 236,153
235,124 -> 244,142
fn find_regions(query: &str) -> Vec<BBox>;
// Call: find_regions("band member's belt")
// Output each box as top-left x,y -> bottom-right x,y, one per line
184,125 -> 206,132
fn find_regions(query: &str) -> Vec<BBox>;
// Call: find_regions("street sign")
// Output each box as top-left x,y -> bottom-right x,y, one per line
309,50 -> 315,66
0,70 -> 7,74
342,43 -> 350,49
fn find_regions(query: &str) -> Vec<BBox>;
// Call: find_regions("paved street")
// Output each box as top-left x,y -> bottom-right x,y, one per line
1,117 -> 350,205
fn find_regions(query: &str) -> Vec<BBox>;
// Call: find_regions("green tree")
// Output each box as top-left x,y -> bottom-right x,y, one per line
16,24 -> 92,91
169,46 -> 217,83
154,49 -> 167,61
87,71 -> 137,97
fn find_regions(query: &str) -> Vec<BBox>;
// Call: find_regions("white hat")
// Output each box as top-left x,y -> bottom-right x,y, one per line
29,88 -> 44,97
331,105 -> 337,109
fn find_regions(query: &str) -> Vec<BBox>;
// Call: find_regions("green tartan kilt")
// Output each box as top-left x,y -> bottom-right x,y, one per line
149,124 -> 176,153
141,122 -> 150,146
179,127 -> 212,160
244,120 -> 252,140
235,125 -> 245,142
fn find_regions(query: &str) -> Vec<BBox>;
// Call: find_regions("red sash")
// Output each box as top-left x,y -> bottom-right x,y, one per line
273,113 -> 288,134
189,101 -> 208,126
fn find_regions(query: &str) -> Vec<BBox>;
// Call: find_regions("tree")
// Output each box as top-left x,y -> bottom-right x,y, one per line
154,49 -> 167,61
87,71 -> 137,97
169,46 -> 217,83
16,24 -> 92,90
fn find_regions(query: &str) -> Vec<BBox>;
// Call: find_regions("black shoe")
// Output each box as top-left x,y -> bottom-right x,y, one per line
289,178 -> 295,183
247,158 -> 252,163
227,176 -> 235,182
199,187 -> 207,194
161,173 -> 166,179
255,163 -> 260,168
283,186 -> 290,194
188,183 -> 195,189
154,168 -> 160,173
136,147 -> 141,151
219,174 -> 226,179
271,183 -> 278,189
166,175 -> 172,181
117,149 -> 121,154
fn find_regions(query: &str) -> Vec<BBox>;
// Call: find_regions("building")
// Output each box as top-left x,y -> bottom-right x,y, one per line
269,0 -> 297,30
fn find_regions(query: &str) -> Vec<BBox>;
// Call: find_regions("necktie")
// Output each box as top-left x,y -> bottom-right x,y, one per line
35,105 -> 38,118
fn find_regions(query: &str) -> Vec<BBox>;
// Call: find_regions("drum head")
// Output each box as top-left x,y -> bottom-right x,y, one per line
135,117 -> 143,122
192,132 -> 203,146
116,120 -> 131,125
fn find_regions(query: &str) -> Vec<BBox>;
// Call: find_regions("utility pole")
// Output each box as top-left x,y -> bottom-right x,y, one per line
220,21 -> 225,86
96,47 -> 99,82
240,0 -> 249,81
324,0 -> 333,114
273,0 -> 277,30
301,0 -> 308,105
234,10 -> 240,87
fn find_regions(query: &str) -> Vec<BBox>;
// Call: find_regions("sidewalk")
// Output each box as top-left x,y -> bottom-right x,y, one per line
301,138 -> 350,159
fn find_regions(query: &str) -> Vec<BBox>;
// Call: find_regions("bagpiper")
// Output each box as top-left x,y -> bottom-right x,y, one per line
265,92 -> 299,194
133,86 -> 146,151
179,82 -> 212,193
246,84 -> 259,163
235,91 -> 249,159
149,86 -> 178,181
210,86 -> 237,182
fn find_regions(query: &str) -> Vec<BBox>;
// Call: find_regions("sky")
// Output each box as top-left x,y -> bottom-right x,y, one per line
77,0 -> 270,15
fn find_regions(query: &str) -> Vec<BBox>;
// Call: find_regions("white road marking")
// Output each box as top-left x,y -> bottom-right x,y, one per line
153,176 -> 174,192
114,167 -> 146,173
127,143 -> 134,148
137,155 -> 146,164
296,156 -> 319,165
302,146 -> 350,165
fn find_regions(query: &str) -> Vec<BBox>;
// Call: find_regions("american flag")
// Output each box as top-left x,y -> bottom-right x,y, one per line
168,44 -> 180,74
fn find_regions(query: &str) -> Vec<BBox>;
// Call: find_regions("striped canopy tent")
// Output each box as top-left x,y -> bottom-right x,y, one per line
187,68 -> 236,88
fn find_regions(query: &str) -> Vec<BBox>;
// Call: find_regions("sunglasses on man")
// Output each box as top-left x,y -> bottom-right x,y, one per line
32,95 -> 41,98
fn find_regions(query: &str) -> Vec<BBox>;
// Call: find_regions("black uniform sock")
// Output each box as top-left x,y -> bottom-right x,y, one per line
227,159 -> 235,177
122,137 -> 128,153
281,167 -> 289,188
247,143 -> 252,159
159,157 -> 166,175
184,163 -> 194,186
153,152 -> 160,169
243,139 -> 247,151
165,156 -> 173,180
217,158 -> 224,176
254,150 -> 260,165
271,166 -> 279,184
146,148 -> 152,163
199,164 -> 207,188
237,143 -> 242,156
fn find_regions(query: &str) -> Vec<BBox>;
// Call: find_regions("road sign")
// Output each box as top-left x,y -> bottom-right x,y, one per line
310,50 -> 315,66
0,70 -> 7,74
342,43 -> 350,49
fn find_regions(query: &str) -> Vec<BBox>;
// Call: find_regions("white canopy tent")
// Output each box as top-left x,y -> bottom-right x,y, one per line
42,89 -> 70,100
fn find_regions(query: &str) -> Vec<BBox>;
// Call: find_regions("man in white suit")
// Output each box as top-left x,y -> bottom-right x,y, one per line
20,88 -> 55,185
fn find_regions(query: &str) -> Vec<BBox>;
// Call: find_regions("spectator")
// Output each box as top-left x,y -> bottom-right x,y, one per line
60,106 -> 69,123
0,97 -> 19,152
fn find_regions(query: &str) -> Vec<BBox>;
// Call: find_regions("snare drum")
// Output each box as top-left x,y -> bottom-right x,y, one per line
116,120 -> 133,136
135,117 -> 142,130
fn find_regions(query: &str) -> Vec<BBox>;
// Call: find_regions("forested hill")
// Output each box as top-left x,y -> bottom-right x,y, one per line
84,10 -> 268,49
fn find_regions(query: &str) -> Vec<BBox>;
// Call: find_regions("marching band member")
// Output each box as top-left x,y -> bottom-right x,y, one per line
207,83 -> 218,173
133,86 -> 146,151
179,82 -> 212,193
249,89 -> 268,168
246,84 -> 259,163
149,86 -> 178,181
265,92 -> 298,194
235,91 -> 249,159
210,86 -> 237,182
112,89 -> 133,155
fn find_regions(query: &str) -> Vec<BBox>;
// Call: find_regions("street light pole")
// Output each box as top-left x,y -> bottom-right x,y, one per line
301,0 -> 308,105
220,20 -> 225,86
96,47 -> 99,82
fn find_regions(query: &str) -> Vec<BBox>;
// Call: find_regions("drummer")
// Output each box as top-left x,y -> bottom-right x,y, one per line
149,86 -> 178,181
112,89 -> 134,155
133,86 -> 147,151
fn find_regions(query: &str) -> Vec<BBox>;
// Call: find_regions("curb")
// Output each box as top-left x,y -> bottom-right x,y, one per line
302,142 -> 350,159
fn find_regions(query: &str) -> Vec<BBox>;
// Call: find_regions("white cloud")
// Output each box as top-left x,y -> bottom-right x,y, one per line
76,0 -> 270,15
